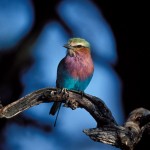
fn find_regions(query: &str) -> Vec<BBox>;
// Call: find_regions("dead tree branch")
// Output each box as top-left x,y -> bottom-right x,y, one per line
0,88 -> 149,150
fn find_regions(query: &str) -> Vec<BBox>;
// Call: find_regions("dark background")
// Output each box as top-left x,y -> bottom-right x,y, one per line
0,1 -> 149,150
95,1 -> 148,114
96,2 -> 149,149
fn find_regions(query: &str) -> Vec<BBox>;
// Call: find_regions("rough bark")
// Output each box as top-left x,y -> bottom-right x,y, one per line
0,88 -> 149,150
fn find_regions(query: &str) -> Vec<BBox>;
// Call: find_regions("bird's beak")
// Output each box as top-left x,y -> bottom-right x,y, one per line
63,44 -> 72,49
64,44 -> 75,56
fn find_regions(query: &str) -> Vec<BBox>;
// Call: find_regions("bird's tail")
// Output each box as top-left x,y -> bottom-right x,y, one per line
49,102 -> 62,127
49,102 -> 61,115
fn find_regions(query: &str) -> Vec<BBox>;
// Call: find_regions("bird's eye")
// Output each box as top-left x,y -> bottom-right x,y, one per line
76,45 -> 82,48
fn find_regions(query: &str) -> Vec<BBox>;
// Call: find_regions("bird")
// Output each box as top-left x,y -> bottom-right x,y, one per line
50,38 -> 94,124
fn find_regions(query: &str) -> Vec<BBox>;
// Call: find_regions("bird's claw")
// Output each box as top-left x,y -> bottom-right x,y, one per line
57,88 -> 67,94
61,88 -> 67,94
42,88 -> 69,100
57,88 -> 69,99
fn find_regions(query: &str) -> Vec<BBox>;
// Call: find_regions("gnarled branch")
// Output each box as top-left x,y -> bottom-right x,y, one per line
0,88 -> 149,150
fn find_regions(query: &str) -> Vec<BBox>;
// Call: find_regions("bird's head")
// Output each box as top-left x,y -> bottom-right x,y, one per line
64,38 -> 90,57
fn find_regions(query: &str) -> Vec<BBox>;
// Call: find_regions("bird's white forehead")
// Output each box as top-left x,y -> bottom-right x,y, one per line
67,38 -> 90,48
70,42 -> 85,46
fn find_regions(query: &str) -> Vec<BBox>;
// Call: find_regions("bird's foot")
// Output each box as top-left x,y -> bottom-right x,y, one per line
42,88 -> 69,101
57,88 -> 68,99
61,88 -> 67,94
57,88 -> 69,100
57,88 -> 67,94
63,90 -> 79,110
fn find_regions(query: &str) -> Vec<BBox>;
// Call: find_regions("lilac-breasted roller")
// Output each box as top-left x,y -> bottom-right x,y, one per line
50,38 -> 94,117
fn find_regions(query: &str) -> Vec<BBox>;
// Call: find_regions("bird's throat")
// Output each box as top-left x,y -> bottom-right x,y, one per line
65,51 -> 94,80
68,49 -> 76,57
